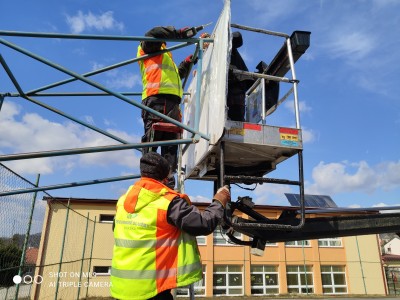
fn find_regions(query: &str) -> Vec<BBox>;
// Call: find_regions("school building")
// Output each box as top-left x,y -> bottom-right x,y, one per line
31,196 -> 388,299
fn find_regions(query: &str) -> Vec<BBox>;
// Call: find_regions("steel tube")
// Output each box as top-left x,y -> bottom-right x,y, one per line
0,174 -> 140,197
0,38 -> 210,140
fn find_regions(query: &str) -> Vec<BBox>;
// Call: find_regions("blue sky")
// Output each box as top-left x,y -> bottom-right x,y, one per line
1,0 -> 400,210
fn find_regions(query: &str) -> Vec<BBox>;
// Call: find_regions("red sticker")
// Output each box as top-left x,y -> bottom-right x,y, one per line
244,123 -> 262,131
279,128 -> 298,135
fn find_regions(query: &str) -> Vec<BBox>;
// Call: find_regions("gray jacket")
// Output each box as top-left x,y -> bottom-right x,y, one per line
167,197 -> 224,236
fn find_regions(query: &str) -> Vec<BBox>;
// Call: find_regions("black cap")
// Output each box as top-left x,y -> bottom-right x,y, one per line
140,152 -> 170,181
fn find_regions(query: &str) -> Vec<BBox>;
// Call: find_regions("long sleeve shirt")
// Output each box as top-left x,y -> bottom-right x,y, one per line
167,197 -> 224,236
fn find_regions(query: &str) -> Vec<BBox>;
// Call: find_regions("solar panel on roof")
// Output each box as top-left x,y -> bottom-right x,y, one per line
284,193 -> 338,208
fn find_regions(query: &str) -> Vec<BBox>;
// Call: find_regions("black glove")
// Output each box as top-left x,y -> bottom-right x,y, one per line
178,26 -> 197,39
184,54 -> 198,65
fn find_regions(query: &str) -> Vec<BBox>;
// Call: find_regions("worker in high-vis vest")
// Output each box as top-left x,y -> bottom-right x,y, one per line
138,25 -> 201,189
110,152 -> 231,300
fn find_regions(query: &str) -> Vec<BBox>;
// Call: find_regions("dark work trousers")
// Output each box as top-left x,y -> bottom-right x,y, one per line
147,289 -> 173,300
227,88 -> 246,122
227,103 -> 245,122
141,94 -> 181,173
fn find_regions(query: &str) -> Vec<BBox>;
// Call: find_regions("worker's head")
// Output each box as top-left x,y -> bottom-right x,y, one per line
232,31 -> 243,49
140,152 -> 170,182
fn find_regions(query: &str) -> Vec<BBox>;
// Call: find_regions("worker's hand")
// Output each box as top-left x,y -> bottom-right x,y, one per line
178,27 -> 197,39
184,54 -> 198,65
213,185 -> 231,208
200,32 -> 211,50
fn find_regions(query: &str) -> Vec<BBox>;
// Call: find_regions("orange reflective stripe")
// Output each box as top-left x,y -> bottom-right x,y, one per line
143,55 -> 163,96
123,185 -> 142,213
156,208 -> 179,292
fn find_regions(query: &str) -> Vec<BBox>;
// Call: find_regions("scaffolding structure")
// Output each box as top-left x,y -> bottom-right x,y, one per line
2,0 -> 400,253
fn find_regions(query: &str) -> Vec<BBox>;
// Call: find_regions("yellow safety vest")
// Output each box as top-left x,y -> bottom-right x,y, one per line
110,177 -> 202,300
137,44 -> 183,100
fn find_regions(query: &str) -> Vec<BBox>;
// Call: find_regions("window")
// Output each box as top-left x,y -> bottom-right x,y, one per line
250,265 -> 279,295
213,265 -> 243,296
285,240 -> 310,247
99,214 -> 114,223
318,238 -> 342,247
196,236 -> 206,245
321,266 -> 347,294
286,265 -> 313,294
176,265 -> 206,297
213,226 -> 242,245
265,242 -> 277,246
93,266 -> 110,275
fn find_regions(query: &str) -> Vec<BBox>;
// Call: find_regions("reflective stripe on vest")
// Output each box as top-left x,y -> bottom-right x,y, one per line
110,178 -> 202,300
137,45 -> 183,100
111,261 -> 202,279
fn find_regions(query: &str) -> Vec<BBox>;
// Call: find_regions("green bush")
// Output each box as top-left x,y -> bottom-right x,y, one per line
0,240 -> 22,287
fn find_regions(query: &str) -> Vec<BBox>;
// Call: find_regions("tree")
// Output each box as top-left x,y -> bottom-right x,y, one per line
0,240 -> 22,287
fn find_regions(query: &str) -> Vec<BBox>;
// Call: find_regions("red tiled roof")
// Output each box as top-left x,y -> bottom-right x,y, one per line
25,247 -> 39,265
382,254 -> 400,262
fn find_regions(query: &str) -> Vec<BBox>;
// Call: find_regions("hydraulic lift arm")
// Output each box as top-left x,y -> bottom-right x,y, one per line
222,196 -> 400,256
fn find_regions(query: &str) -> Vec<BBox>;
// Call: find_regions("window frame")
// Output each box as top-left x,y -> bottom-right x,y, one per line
213,226 -> 242,246
286,265 -> 314,294
318,238 -> 342,247
213,265 -> 243,296
250,265 -> 279,295
93,266 -> 111,276
196,235 -> 206,245
285,240 -> 311,247
98,214 -> 114,223
321,265 -> 347,294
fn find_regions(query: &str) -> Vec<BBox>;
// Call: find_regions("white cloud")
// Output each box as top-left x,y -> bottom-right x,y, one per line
324,31 -> 375,62
348,204 -> 361,209
284,100 -> 312,114
372,0 -> 400,8
189,195 -> 210,203
89,61 -> 141,89
248,0 -> 311,25
301,127 -> 315,144
104,119 -> 116,127
106,72 -> 141,89
280,99 -> 315,144
252,183 -> 293,205
66,11 -> 124,34
306,160 -> 400,195
91,62 -> 105,71
83,115 -> 95,125
372,202 -> 400,213
0,101 -> 141,175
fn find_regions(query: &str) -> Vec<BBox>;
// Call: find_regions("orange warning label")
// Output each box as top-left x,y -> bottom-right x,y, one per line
228,127 -> 244,136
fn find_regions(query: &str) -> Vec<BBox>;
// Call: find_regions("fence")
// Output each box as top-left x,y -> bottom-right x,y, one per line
385,267 -> 400,296
0,163 -> 97,300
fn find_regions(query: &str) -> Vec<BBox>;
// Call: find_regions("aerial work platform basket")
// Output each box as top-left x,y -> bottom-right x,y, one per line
178,1 -> 400,255
180,0 -> 310,241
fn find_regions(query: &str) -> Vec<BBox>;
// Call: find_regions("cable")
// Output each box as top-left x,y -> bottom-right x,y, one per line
233,182 -> 258,191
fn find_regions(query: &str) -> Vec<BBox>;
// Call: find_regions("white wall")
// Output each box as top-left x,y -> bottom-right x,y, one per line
384,237 -> 400,255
